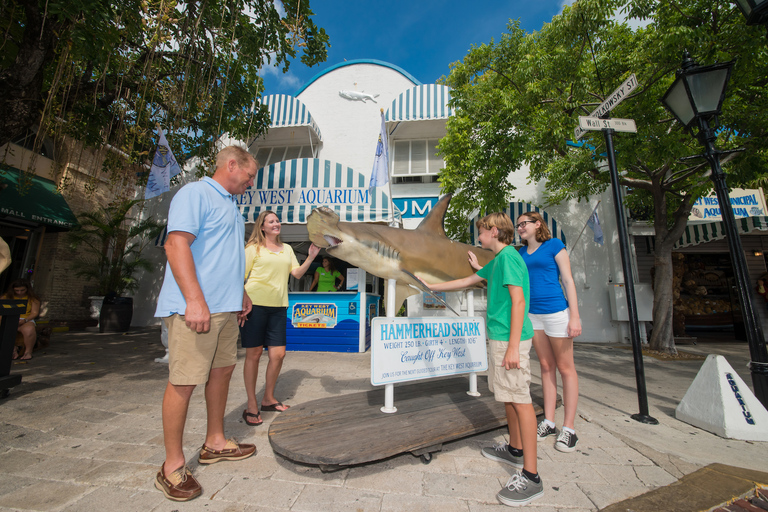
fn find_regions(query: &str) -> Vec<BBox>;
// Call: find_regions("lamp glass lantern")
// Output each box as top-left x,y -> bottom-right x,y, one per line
734,0 -> 768,25
660,56 -> 734,130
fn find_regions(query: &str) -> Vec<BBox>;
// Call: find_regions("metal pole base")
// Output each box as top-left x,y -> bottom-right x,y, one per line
380,406 -> 398,414
630,413 -> 659,425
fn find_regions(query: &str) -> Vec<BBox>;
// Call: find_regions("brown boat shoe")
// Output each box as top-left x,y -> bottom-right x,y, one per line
198,438 -> 256,464
155,464 -> 202,502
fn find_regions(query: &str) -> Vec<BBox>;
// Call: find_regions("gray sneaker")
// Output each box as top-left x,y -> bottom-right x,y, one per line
555,430 -> 578,452
481,442 -> 524,469
497,472 -> 544,507
536,421 -> 557,441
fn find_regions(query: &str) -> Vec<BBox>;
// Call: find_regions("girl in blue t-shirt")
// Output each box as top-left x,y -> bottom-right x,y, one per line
517,211 -> 582,453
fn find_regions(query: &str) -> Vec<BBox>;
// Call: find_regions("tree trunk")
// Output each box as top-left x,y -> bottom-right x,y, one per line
649,245 -> 677,353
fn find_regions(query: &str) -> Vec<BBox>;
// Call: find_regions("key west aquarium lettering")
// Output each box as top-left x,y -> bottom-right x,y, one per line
689,189 -> 766,221
292,303 -> 337,328
238,188 -> 370,208
371,317 -> 488,386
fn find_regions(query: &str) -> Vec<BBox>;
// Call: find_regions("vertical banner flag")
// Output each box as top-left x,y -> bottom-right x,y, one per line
369,110 -> 389,188
586,209 -> 604,245
145,128 -> 182,199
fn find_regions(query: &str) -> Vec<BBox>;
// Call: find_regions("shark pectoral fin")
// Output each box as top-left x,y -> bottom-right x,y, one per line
384,284 -> 420,317
400,270 -> 460,316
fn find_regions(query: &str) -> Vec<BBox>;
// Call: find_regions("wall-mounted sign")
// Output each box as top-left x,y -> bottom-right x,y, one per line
371,317 -> 488,386
423,291 -> 447,310
689,188 -> 766,222
393,196 -> 439,219
291,302 -> 337,328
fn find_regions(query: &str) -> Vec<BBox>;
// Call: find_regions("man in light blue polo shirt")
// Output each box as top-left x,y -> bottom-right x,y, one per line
154,146 -> 257,502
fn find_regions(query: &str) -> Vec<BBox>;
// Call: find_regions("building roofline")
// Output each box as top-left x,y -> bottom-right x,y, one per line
294,59 -> 421,96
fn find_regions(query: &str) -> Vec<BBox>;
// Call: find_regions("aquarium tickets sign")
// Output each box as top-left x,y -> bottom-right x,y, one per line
370,317 -> 488,386
291,302 -> 337,328
689,189 -> 766,222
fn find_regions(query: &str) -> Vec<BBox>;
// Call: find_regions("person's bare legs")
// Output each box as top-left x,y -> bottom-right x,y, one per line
243,346 -> 264,415
262,345 -> 286,408
506,402 -> 538,475
532,330 -> 558,422
204,364 -> 235,450
18,322 -> 36,359
162,382 -> 195,476
548,337 -> 579,430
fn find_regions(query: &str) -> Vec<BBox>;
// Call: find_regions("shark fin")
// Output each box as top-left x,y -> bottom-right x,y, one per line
400,269 -> 460,316
415,194 -> 452,237
384,283 -> 420,316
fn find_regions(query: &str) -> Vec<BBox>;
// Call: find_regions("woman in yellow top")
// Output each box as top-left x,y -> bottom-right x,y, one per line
2,279 -> 40,360
240,210 -> 320,426
311,257 -> 345,292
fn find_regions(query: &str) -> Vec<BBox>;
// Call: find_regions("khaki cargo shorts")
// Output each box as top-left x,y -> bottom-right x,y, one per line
487,338 -> 533,404
165,312 -> 239,386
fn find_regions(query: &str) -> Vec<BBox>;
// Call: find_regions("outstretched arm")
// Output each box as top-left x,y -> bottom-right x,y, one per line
291,243 -> 321,279
426,272 -> 484,292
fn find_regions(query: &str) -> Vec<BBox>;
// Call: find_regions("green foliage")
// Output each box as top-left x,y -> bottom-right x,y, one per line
439,0 -> 767,239
439,0 -> 768,351
68,199 -> 164,296
0,0 -> 330,181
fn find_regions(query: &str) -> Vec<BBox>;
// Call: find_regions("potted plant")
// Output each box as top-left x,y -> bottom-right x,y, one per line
68,199 -> 163,332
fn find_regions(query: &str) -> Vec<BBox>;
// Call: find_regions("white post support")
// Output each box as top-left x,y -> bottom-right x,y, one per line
466,289 -> 481,396
381,278 -> 398,413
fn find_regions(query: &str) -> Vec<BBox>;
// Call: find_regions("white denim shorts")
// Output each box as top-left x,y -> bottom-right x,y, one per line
528,308 -> 571,338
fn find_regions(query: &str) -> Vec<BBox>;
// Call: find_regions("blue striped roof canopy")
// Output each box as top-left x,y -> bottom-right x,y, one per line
470,202 -> 567,247
675,216 -> 768,249
237,158 -> 402,225
386,84 -> 453,122
259,94 -> 322,142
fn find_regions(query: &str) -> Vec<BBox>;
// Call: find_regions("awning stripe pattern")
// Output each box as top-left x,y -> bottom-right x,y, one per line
386,84 -> 453,122
260,94 -> 322,140
674,217 -> 768,249
238,158 -> 401,224
470,202 -> 567,247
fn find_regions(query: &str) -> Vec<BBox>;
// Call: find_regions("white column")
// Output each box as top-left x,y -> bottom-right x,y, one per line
466,289 -> 480,396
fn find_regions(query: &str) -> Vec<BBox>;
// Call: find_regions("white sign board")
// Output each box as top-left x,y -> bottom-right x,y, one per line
346,268 -> 359,290
578,117 -> 637,133
574,74 -> 639,141
371,317 -> 487,386
689,188 -> 767,222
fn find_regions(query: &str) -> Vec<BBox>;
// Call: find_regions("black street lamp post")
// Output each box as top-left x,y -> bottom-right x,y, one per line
733,0 -> 768,25
661,52 -> 768,409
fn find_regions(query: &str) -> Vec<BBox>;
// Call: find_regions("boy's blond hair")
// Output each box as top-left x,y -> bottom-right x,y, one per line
476,212 -> 515,245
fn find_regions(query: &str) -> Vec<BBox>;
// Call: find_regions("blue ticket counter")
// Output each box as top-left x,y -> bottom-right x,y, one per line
286,292 -> 380,352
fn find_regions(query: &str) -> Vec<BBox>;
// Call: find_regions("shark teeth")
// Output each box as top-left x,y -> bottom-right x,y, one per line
324,235 -> 342,247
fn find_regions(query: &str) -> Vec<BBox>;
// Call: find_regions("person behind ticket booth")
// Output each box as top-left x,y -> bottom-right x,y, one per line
311,256 -> 345,292
239,210 -> 320,427
153,146 -> 257,502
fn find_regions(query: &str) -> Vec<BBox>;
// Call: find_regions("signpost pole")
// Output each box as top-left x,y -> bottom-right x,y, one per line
604,129 -> 658,425
466,290 -> 480,396
381,278 -> 398,413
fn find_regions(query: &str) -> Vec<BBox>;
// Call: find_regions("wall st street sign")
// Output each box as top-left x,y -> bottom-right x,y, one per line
573,74 -> 639,141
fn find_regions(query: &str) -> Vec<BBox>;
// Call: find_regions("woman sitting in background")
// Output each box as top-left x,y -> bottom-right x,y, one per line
311,257 -> 344,292
2,279 -> 41,360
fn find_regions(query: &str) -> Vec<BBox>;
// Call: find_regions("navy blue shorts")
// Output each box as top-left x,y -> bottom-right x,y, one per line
239,305 -> 287,348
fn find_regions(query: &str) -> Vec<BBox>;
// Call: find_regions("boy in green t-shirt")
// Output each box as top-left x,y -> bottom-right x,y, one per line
425,212 -> 542,507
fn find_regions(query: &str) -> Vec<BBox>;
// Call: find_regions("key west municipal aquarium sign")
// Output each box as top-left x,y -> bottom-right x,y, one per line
689,189 -> 766,222
370,317 -> 488,386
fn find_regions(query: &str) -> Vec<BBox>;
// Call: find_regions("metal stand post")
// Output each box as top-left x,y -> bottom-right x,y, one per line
699,119 -> 768,409
381,278 -> 398,413
466,289 -> 480,396
604,129 -> 658,425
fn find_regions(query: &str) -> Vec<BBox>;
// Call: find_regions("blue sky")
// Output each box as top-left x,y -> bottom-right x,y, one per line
260,0 -> 571,96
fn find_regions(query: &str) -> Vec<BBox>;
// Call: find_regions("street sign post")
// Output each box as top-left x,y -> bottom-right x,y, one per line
578,117 -> 637,133
573,74 -> 639,141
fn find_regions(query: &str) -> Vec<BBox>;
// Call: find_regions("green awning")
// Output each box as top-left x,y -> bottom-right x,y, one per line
0,167 -> 78,231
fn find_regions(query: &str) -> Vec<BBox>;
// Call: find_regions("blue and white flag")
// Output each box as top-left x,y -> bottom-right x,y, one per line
369,111 -> 389,188
586,209 -> 604,245
145,128 -> 182,200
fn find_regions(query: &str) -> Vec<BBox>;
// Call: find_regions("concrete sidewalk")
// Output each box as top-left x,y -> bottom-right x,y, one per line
1,328 -> 766,511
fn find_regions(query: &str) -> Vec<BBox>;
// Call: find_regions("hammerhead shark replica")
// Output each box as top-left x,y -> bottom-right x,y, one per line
306,194 -> 494,315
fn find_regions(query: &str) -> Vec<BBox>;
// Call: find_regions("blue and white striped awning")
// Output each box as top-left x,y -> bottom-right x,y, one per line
675,216 -> 768,249
470,202 -> 567,247
386,84 -> 453,122
237,158 -> 401,224
260,94 -> 322,141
